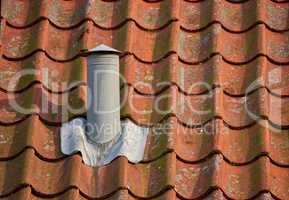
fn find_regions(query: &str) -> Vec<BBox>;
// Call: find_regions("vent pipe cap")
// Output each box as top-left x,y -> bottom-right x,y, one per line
84,44 -> 121,55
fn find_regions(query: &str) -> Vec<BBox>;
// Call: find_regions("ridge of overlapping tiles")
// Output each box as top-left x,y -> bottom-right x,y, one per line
1,85 -> 289,127
0,116 -> 288,165
1,21 -> 289,63
1,0 -> 289,32
0,149 -> 288,199
1,54 -> 289,96
0,187 -> 281,200
1,0 -> 289,199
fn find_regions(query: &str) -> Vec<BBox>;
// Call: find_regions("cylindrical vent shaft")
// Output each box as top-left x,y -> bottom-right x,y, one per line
87,53 -> 121,143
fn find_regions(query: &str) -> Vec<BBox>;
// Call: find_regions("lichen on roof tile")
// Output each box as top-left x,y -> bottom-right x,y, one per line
0,0 -> 289,199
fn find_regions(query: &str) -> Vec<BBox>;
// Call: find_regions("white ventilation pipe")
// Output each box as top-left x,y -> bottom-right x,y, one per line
86,44 -> 121,143
60,44 -> 148,166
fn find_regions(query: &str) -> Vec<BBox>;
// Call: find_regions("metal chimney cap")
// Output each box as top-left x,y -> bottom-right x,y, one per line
84,44 -> 121,55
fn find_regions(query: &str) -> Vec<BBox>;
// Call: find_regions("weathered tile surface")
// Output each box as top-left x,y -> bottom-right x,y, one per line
0,0 -> 288,199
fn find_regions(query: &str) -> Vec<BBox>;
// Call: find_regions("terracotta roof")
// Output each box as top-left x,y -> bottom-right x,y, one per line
0,0 -> 289,199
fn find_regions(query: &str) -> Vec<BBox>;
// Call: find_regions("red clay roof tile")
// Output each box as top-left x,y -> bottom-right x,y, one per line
0,0 -> 288,199
2,22 -> 289,62
1,86 -> 289,128
0,150 -> 288,199
2,0 -> 289,31
1,20 -> 174,61
2,54 -> 289,96
0,187 -> 280,200
0,116 -> 288,165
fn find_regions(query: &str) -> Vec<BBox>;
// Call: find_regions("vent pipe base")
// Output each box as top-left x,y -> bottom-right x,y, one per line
60,118 -> 149,166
